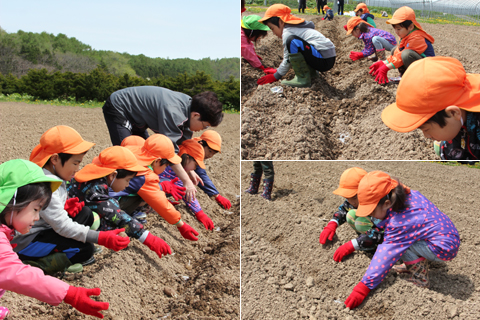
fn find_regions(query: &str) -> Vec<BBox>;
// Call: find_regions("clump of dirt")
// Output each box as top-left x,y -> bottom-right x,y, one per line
0,102 -> 240,319
241,161 -> 480,319
241,14 -> 480,159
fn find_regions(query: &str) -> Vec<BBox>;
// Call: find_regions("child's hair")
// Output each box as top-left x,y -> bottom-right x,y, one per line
0,183 -> 52,225
241,27 -> 268,43
262,16 -> 281,27
198,140 -> 209,148
377,178 -> 408,212
191,91 -> 224,127
181,154 -> 196,168
393,20 -> 413,29
424,109 -> 450,128
53,151 -> 87,166
355,22 -> 370,33
116,169 -> 137,179
159,159 -> 173,167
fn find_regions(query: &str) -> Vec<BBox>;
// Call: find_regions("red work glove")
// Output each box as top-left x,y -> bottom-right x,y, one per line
369,60 -> 385,76
177,222 -> 199,241
259,65 -> 277,75
160,178 -> 186,201
256,54 -> 263,60
215,194 -> 232,209
257,74 -> 277,85
195,210 -> 214,230
322,17 -> 325,20
63,286 -> 109,319
143,233 -> 171,258
349,51 -> 364,61
345,282 -> 371,309
98,228 -> 130,251
343,25 -> 348,31
333,241 -> 355,262
319,221 -> 338,244
374,64 -> 390,84
64,197 -> 85,218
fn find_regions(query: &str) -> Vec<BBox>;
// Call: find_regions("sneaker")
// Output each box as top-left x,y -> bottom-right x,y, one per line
80,256 -> 95,266
133,211 -> 147,224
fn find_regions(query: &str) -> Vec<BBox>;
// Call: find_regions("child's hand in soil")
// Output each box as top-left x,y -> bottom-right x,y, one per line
319,221 -> 338,244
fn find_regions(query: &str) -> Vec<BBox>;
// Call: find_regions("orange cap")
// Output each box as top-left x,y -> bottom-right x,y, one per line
132,134 -> 182,167
356,171 -> 398,217
346,16 -> 373,35
179,139 -> 206,169
332,167 -> 368,198
354,3 -> 369,13
382,57 -> 480,132
30,125 -> 95,167
323,5 -> 330,11
121,135 -> 146,155
258,4 -> 305,24
386,6 -> 423,31
199,130 -> 222,152
74,146 -> 146,183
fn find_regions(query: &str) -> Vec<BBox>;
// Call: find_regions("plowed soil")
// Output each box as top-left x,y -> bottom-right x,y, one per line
241,161 -> 480,320
241,13 -> 480,160
0,102 -> 240,319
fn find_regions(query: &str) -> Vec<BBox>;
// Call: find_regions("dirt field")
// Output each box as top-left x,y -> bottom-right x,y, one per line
0,102 -> 240,319
241,161 -> 480,320
241,13 -> 480,160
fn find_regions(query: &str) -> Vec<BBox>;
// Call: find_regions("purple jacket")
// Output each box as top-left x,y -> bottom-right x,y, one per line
361,190 -> 459,290
359,28 -> 397,57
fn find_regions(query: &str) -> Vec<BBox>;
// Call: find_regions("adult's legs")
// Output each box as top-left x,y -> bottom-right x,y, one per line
104,112 -> 133,146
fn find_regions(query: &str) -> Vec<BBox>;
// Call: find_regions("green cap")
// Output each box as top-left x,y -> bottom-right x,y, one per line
0,159 -> 62,213
241,15 -> 270,31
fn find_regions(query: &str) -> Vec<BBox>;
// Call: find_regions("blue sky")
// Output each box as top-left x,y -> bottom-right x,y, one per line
0,0 -> 239,60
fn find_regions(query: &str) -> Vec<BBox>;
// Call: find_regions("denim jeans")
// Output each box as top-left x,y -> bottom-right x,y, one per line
372,36 -> 396,51
402,240 -> 444,263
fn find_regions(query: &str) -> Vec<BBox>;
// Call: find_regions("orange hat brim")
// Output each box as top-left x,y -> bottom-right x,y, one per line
381,103 -> 435,133
332,187 -> 357,198
30,140 -> 95,168
74,161 -> 147,183
355,203 -> 377,217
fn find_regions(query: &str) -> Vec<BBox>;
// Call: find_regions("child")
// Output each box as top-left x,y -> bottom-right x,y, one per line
68,146 -> 172,259
346,17 -> 397,63
344,171 -> 459,309
369,6 -> 435,84
244,161 -> 274,200
193,130 -> 232,209
0,159 -> 109,319
354,3 -> 376,27
241,15 -> 277,75
257,4 -> 336,88
159,139 -> 215,230
13,126 -> 129,272
323,5 -> 334,21
110,134 -> 200,241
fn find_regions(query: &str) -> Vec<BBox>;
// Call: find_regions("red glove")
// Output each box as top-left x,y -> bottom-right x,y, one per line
64,197 -> 85,218
256,54 -> 263,60
322,17 -> 325,20
160,178 -> 186,201
369,60 -> 385,76
63,286 -> 109,319
98,228 -> 130,252
259,65 -> 277,75
319,221 -> 338,244
343,25 -> 348,31
215,194 -> 232,209
257,74 -> 277,85
195,210 -> 214,230
333,241 -> 355,262
177,222 -> 199,241
143,233 -> 171,258
374,64 -> 390,84
349,51 -> 364,61
345,282 -> 371,309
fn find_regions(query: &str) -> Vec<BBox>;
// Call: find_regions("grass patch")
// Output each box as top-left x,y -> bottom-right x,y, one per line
429,161 -> 480,169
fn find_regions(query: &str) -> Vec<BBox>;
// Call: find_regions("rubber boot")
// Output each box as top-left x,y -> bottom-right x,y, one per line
281,53 -> 311,88
308,65 -> 318,79
406,258 -> 429,288
245,174 -> 261,194
376,48 -> 386,61
261,179 -> 274,201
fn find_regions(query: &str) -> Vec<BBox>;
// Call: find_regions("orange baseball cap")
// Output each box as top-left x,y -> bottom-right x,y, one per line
354,3 -> 369,13
179,139 -> 206,169
382,57 -> 480,132
386,6 -> 423,31
258,4 -> 305,24
324,5 -> 330,11
30,125 -> 95,167
198,130 -> 222,152
121,135 -> 146,150
133,134 -> 182,167
346,16 -> 373,35
332,167 -> 367,198
74,146 -> 146,183
356,171 -> 398,217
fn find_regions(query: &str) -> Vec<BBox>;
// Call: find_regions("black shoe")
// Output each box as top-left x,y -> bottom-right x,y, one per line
81,256 -> 95,266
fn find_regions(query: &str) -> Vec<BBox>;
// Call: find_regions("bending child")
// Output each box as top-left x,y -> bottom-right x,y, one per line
257,4 -> 336,88
0,159 -> 109,319
354,3 -> 376,27
344,171 -> 459,309
323,6 -> 334,21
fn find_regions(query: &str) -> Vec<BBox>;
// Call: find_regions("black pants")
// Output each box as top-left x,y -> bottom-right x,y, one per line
298,0 -> 306,12
316,0 -> 325,14
253,161 -> 275,180
338,0 -> 344,15
286,35 -> 336,72
17,206 -> 95,264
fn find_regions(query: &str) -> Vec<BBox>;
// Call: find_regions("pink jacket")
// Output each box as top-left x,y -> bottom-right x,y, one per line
0,225 -> 69,305
241,29 -> 262,68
